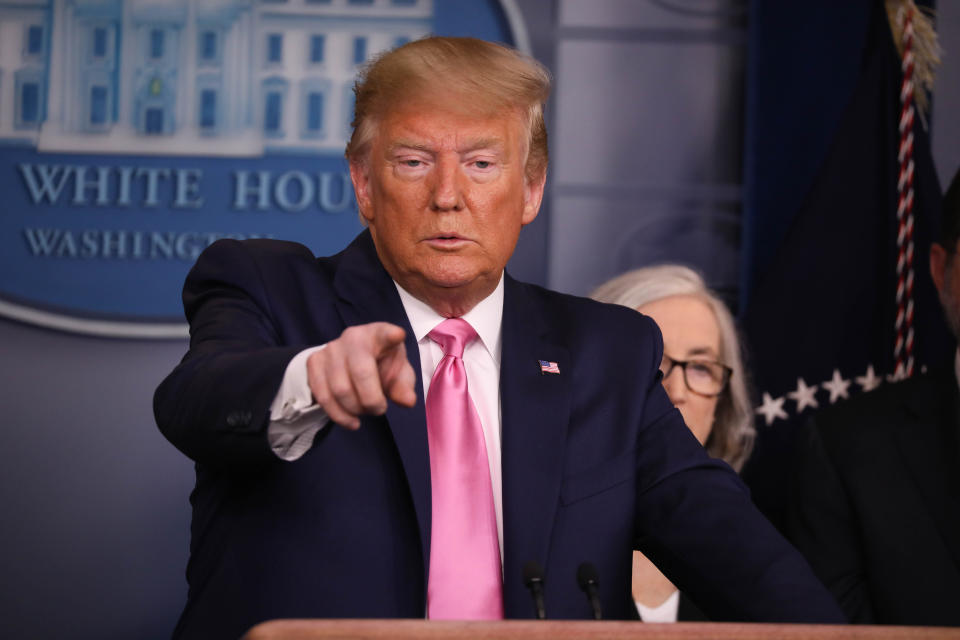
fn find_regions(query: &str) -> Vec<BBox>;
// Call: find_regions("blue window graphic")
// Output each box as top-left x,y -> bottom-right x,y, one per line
349,0 -> 374,4
265,92 -> 283,133
90,86 -> 108,125
267,34 -> 283,63
200,89 -> 217,129
306,0 -> 332,3
21,83 -> 39,123
394,36 -> 410,48
150,29 -> 165,59
93,27 -> 107,58
307,92 -> 324,132
201,31 -> 217,61
310,35 -> 325,63
392,0 -> 418,5
145,108 -> 164,134
353,37 -> 367,65
27,26 -> 43,55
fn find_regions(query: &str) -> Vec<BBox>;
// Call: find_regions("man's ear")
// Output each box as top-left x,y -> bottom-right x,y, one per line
931,242 -> 947,295
521,169 -> 547,226
349,159 -> 374,224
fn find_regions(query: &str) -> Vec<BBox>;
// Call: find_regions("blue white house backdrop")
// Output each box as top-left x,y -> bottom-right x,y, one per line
0,0 -> 522,336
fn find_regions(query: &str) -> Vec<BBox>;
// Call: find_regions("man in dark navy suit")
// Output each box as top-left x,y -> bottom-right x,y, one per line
155,37 -> 843,640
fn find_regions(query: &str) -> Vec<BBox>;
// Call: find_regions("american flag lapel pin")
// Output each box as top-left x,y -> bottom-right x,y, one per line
538,360 -> 560,375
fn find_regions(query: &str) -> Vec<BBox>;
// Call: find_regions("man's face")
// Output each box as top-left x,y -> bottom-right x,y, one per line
350,99 -> 545,316
931,239 -> 960,338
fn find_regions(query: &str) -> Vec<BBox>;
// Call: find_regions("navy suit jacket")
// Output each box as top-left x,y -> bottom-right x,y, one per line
155,231 -> 843,639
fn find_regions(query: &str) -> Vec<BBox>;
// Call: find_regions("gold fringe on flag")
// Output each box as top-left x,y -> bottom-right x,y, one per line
885,0 -> 941,124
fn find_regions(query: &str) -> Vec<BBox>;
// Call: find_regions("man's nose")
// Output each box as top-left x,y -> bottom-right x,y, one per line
662,366 -> 687,405
430,156 -> 464,211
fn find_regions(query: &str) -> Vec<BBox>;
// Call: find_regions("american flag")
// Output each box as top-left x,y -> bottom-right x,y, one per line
538,360 -> 560,374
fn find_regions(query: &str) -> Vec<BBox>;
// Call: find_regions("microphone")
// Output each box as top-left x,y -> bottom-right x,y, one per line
522,560 -> 547,619
576,562 -> 602,620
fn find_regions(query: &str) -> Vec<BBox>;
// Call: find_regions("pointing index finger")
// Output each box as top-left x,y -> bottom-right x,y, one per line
371,322 -> 407,356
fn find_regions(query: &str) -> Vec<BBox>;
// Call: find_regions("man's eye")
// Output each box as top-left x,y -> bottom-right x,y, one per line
403,159 -> 422,167
474,160 -> 491,169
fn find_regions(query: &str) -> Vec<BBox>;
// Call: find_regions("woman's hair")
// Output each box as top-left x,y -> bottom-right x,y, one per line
345,36 -> 551,183
589,265 -> 755,472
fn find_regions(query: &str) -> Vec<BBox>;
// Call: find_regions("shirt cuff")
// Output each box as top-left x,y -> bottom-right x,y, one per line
268,345 -> 329,461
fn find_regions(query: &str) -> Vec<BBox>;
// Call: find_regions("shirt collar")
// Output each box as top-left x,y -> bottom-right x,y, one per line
395,275 -> 504,365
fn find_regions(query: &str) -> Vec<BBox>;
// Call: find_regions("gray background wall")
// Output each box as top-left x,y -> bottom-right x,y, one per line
2,1 -> 959,637
933,2 -> 960,189
1,322 -> 191,636
548,0 -> 746,300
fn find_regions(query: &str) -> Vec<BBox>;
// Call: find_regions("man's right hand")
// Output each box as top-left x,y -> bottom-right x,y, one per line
306,322 -> 418,430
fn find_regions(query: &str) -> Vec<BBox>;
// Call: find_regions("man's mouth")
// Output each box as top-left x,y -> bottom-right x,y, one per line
426,234 -> 470,248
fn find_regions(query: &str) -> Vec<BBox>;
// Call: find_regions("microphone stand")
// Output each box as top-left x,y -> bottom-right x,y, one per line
522,561 -> 547,619
576,562 -> 603,620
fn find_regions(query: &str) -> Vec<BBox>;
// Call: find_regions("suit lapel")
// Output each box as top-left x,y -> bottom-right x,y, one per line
332,231 -> 432,580
499,276 -> 571,617
894,370 -> 960,570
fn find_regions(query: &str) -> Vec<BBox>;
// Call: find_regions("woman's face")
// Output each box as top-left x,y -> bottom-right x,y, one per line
637,295 -> 722,446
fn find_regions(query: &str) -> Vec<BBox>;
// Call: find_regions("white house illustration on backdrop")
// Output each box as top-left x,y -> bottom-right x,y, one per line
0,0 -> 432,156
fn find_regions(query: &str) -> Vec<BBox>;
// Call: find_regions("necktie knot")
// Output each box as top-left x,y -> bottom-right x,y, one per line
428,318 -> 477,359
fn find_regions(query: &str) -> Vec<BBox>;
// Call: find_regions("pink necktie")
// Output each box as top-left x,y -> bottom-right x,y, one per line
425,318 -> 504,619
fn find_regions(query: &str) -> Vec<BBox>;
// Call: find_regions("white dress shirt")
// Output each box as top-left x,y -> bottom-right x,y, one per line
267,276 -> 505,559
635,590 -> 680,623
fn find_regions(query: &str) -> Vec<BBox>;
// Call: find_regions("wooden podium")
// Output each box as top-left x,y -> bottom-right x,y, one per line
242,619 -> 960,640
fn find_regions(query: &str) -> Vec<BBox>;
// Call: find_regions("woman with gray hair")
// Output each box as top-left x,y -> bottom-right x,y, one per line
590,264 -> 755,622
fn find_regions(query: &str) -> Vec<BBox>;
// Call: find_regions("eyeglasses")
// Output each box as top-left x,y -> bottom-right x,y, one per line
659,354 -> 732,398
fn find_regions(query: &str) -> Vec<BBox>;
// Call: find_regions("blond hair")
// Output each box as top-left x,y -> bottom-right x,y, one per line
590,265 -> 755,472
345,36 -> 551,183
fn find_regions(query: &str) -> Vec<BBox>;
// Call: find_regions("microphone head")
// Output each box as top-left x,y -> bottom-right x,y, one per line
523,560 -> 545,586
576,562 -> 599,590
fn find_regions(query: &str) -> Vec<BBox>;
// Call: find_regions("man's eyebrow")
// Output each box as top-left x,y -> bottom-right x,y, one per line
388,140 -> 433,153
386,138 -> 506,155
458,138 -> 504,153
